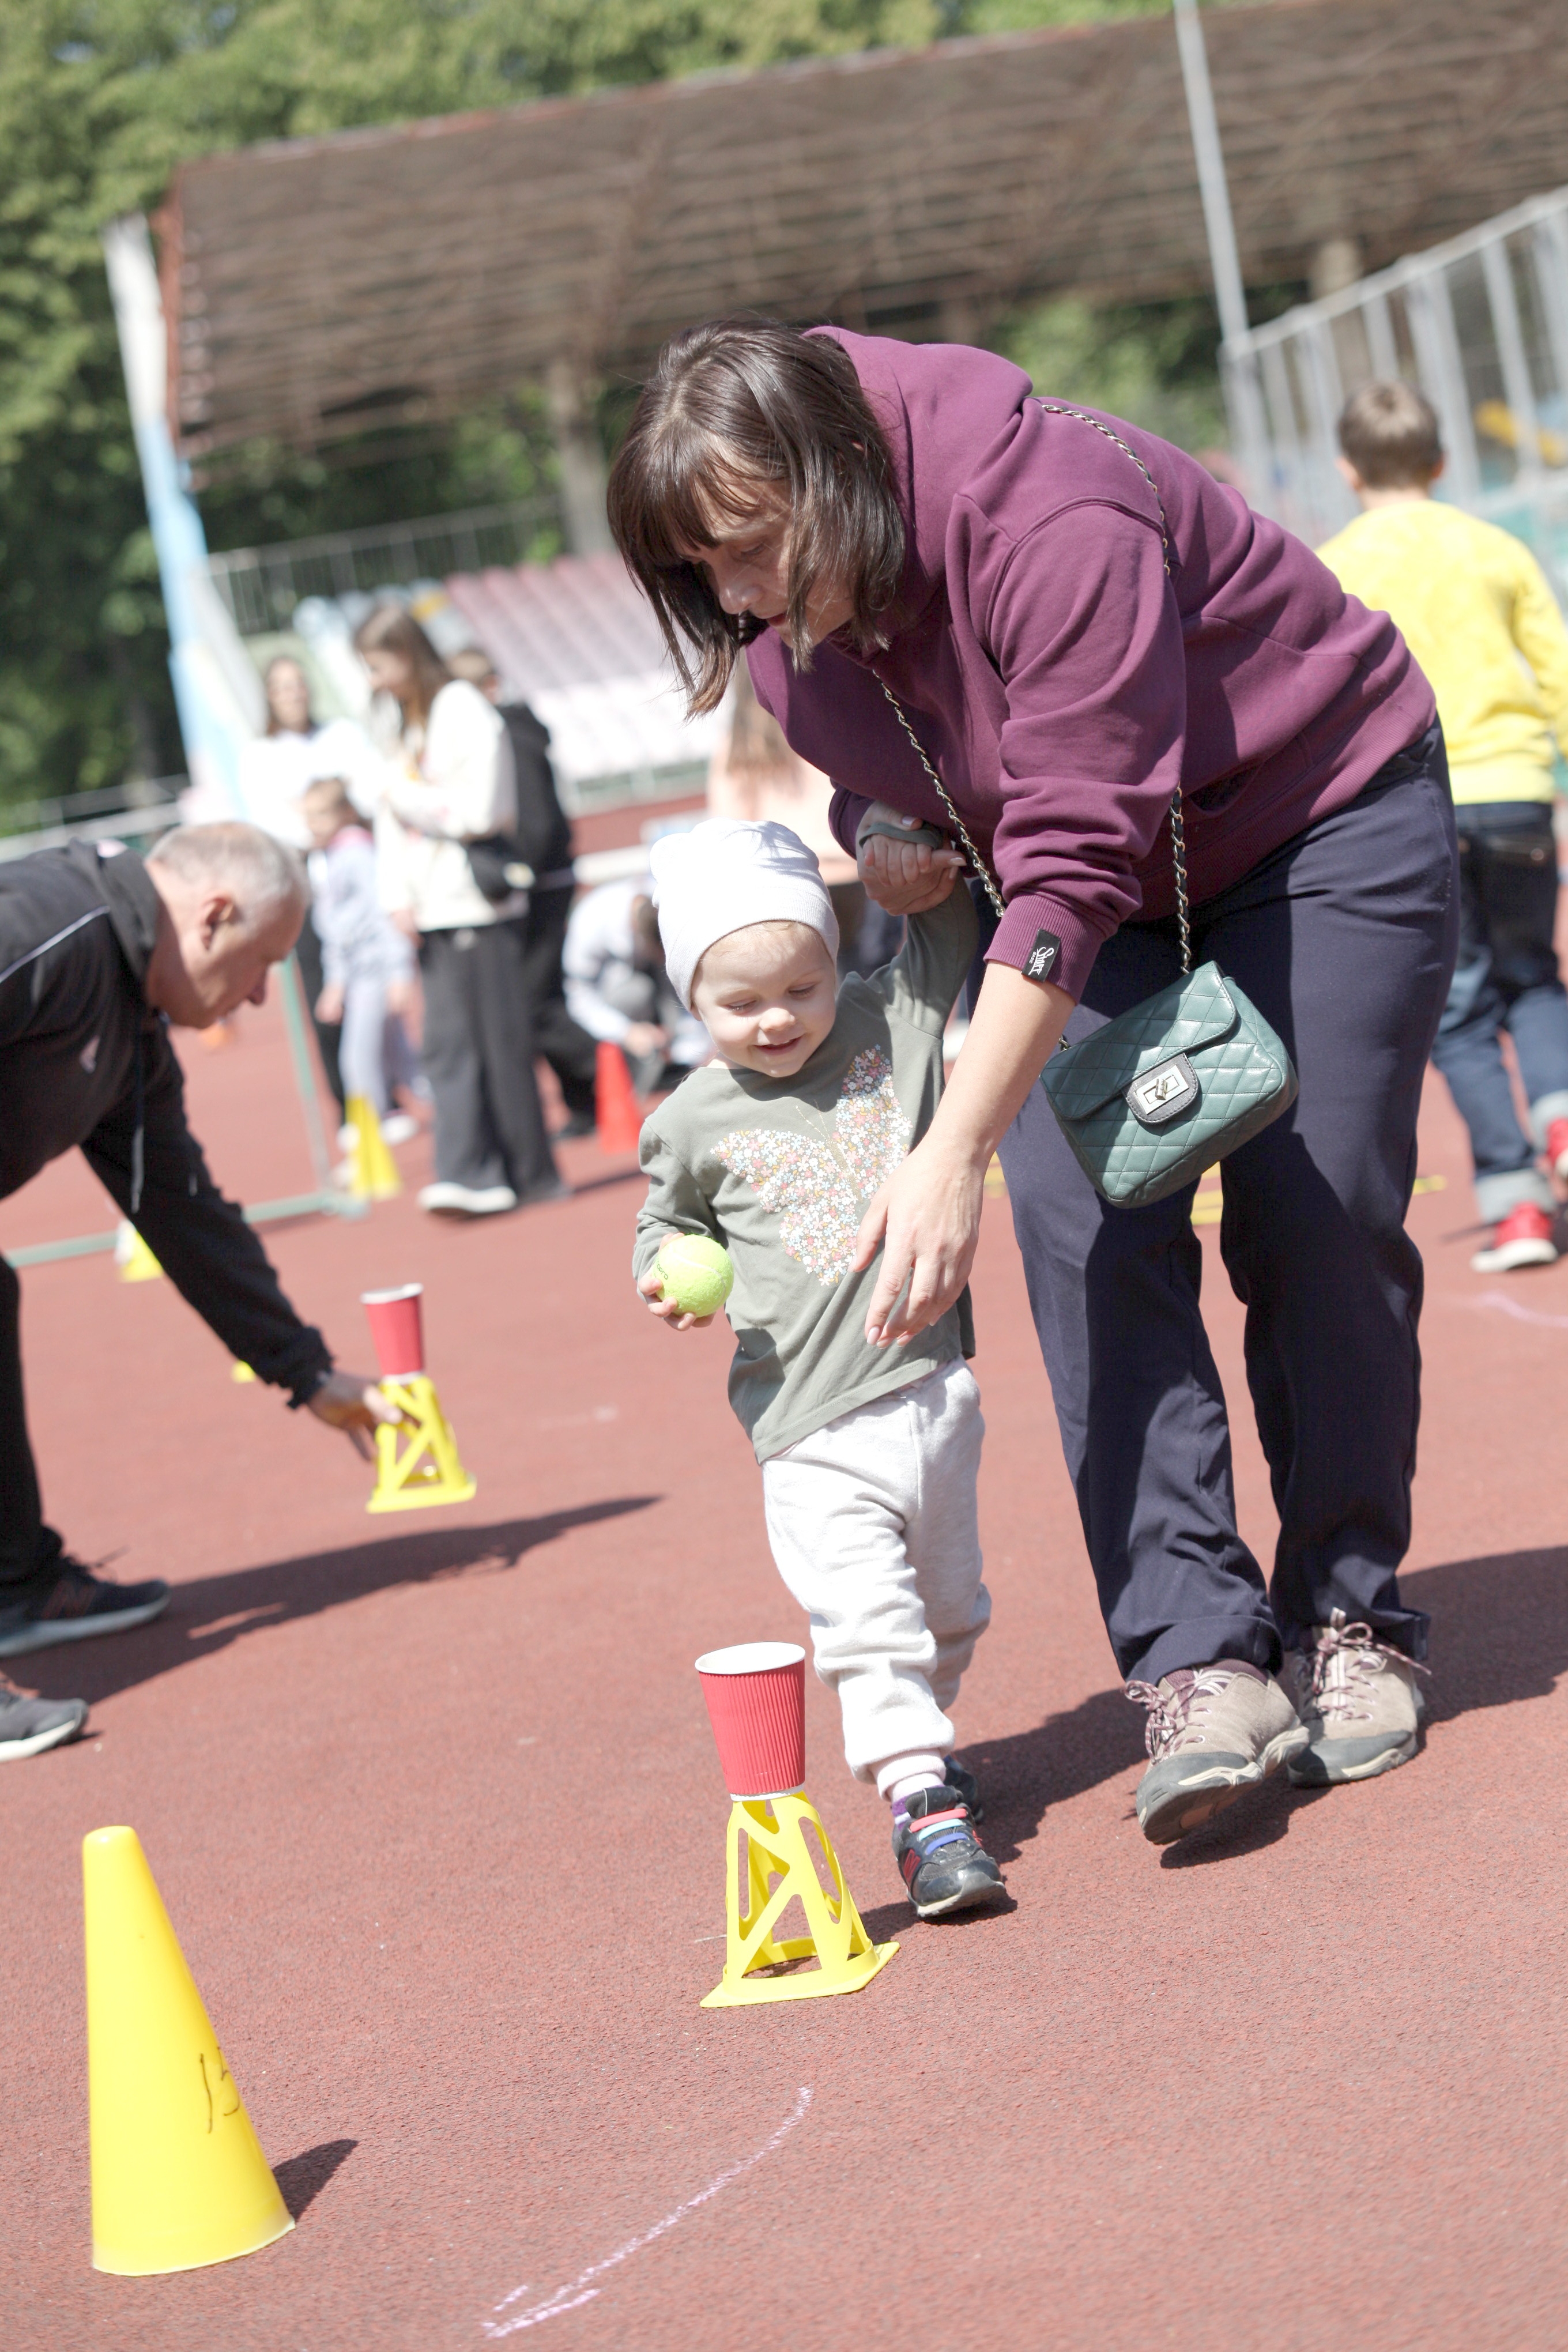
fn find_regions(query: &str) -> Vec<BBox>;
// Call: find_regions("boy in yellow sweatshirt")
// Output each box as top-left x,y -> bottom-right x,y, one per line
1318,381 -> 1568,1271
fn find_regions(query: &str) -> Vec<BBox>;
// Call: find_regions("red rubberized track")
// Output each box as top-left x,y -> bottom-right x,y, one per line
2,987 -> 1565,2350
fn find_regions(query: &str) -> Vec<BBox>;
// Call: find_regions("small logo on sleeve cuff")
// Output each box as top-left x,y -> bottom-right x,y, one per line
1024,930 -> 1061,982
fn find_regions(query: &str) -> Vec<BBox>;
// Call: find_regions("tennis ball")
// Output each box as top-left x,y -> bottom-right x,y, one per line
657,1232 -> 734,1317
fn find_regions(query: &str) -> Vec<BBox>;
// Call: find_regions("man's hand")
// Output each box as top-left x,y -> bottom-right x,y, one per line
306,1370 -> 405,1460
389,907 -> 420,944
857,805 -> 966,915
637,1267 -> 716,1333
623,1022 -> 669,1058
315,982 -> 345,1024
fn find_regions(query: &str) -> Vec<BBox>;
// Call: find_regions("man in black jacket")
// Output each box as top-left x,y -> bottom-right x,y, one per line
0,822 -> 395,1760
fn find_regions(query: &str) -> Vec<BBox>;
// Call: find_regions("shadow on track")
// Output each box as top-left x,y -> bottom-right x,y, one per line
34,1497 -> 658,1709
275,2138 -> 358,2221
958,1546 -> 1568,1869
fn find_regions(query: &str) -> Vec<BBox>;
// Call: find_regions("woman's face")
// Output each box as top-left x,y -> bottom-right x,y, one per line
363,645 -> 416,702
676,488 -> 854,650
266,660 -> 312,733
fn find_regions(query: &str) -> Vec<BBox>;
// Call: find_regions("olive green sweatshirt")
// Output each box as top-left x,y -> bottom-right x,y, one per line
632,884 -> 979,1461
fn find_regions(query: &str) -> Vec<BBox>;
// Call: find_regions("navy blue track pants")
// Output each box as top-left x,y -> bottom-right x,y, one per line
975,726 -> 1458,1686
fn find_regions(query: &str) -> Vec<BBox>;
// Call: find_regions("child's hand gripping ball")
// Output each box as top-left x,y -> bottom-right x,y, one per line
655,1232 -> 734,1321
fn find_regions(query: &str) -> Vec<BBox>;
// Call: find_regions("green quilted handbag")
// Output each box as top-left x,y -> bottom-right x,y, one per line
1038,958 -> 1298,1208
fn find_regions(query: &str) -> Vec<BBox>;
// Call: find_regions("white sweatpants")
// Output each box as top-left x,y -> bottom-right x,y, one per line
761,1359 -> 989,1786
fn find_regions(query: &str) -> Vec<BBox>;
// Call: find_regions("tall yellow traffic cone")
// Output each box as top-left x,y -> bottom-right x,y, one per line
114,1219 -> 163,1282
83,1826 -> 294,2275
344,1095 -> 401,1201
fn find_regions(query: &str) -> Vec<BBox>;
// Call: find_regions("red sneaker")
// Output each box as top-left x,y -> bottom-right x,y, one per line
1546,1117 -> 1568,1183
1471,1201 -> 1558,1272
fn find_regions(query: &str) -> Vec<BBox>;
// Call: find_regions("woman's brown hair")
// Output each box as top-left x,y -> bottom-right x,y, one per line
606,318 -> 905,715
353,605 -> 453,729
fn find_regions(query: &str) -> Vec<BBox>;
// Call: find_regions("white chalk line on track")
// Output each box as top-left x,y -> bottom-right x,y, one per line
480,2085 -> 813,2337
1456,1288 -> 1568,1330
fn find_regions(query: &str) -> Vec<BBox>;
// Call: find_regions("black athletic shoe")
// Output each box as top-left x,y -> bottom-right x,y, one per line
0,1680 -> 89,1761
892,1785 -> 1008,1919
0,1559 -> 170,1658
944,1755 -> 983,1819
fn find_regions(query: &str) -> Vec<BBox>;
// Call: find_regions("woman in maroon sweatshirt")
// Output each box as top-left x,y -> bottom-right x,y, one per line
609,321 -> 1457,1850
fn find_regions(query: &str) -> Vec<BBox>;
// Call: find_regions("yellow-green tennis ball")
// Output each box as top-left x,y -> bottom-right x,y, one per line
657,1232 -> 734,1317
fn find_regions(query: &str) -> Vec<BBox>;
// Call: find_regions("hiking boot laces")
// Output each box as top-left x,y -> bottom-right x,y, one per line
1124,1665 -> 1249,1761
1308,1608 -> 1430,1724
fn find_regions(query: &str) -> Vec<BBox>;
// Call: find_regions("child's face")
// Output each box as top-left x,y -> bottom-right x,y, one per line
692,923 -> 838,1080
303,802 -> 345,849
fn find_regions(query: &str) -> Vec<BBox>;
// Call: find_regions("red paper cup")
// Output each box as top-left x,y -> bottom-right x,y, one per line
361,1284 -> 425,1379
695,1642 -> 806,1799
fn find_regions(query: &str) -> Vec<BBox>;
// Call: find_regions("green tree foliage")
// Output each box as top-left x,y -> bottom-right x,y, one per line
0,0 -> 1216,812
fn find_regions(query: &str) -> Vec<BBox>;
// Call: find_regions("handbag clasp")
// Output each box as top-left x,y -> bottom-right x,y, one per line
1125,1053 -> 1199,1128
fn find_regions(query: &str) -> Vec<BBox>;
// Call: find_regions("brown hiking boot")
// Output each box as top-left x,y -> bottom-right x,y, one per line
1126,1661 -> 1308,1845
1283,1610 -> 1428,1786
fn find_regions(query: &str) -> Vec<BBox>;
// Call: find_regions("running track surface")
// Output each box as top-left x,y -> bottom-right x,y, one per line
2,988 -> 1564,2352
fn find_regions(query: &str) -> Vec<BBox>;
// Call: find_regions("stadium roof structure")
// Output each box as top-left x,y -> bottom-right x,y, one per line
160,0 -> 1568,460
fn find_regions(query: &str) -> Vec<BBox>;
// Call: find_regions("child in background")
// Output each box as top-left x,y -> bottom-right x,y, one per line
633,817 -> 1007,1921
1318,381 -> 1568,1271
301,778 -> 421,1151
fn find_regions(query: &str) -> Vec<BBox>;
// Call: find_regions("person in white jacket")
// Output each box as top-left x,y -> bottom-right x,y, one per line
355,608 -> 565,1215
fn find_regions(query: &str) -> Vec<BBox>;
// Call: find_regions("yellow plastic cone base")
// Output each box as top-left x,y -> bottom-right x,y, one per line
83,1826 -> 294,2276
345,1095 -> 401,1201
701,1793 -> 897,2007
114,1221 -> 163,1282
367,1373 -> 477,1513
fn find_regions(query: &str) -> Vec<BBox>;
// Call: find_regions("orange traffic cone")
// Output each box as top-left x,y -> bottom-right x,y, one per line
595,1040 -> 643,1154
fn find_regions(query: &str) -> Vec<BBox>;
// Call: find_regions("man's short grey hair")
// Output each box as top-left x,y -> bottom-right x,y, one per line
147,822 -> 310,927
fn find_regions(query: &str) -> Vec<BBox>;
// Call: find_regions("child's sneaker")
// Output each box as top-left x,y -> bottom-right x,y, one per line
891,1786 -> 1007,1918
1470,1201 -> 1556,1271
944,1755 -> 982,1819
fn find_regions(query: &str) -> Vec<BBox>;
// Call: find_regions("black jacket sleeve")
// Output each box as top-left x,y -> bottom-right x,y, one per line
81,1023 -> 334,1400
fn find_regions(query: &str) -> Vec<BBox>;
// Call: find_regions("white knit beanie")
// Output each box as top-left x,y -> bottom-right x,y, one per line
650,819 -> 839,1009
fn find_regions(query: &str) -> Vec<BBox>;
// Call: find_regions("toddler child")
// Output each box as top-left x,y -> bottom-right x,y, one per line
301,778 -> 421,1147
633,817 -> 1005,1920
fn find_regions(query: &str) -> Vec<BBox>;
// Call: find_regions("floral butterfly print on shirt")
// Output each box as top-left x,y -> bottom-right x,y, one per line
715,1047 -> 913,1285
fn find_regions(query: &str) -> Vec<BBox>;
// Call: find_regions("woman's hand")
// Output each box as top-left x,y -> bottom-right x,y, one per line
853,1135 -> 986,1346
851,959 -> 1077,1345
857,804 -> 966,916
637,1267 -> 717,1333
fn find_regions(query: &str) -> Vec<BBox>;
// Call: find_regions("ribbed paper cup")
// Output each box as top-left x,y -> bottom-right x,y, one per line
360,1285 -> 424,1380
695,1642 -> 806,1799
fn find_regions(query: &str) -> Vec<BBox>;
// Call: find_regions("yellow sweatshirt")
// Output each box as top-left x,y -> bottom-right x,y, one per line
1316,499 -> 1568,805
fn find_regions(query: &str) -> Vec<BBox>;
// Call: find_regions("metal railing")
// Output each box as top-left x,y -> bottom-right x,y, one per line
0,775 -> 185,858
206,495 -> 565,636
1225,184 -> 1568,588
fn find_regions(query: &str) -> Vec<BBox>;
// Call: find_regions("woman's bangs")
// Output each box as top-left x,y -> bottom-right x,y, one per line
638,426 -> 779,571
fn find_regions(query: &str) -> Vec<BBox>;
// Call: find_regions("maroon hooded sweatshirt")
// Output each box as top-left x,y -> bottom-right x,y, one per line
747,330 -> 1435,1001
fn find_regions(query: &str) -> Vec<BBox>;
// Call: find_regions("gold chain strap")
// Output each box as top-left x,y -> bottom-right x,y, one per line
878,401 -> 1191,977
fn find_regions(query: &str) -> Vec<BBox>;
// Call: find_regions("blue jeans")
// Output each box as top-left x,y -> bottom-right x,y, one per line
972,727 -> 1457,1683
1428,800 -> 1568,1220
